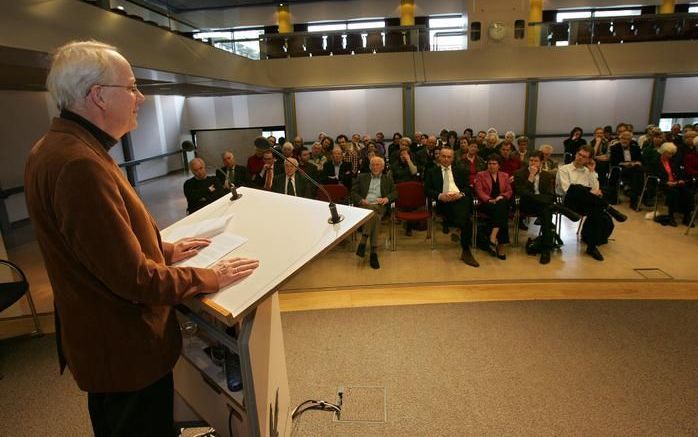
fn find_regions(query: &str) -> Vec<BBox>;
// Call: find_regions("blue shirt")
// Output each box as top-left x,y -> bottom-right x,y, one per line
366,175 -> 382,203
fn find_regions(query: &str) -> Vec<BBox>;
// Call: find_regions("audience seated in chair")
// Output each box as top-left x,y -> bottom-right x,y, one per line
516,136 -> 531,163
563,127 -> 586,164
424,147 -> 479,268
416,135 -> 439,176
246,137 -> 268,187
272,157 -> 312,199
351,156 -> 398,269
479,132 -> 500,160
609,131 -> 644,208
539,144 -> 559,175
254,150 -> 282,190
499,143 -> 522,181
322,146 -> 353,189
556,145 -> 627,262
460,140 -> 486,186
474,154 -> 513,260
514,152 -> 581,264
216,151 -> 249,191
590,127 -> 611,187
183,158 -> 225,214
391,142 -> 420,184
309,142 -> 327,172
654,142 -> 695,227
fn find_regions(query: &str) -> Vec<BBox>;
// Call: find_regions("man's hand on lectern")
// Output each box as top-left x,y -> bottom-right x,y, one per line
170,237 -> 212,263
211,257 -> 260,289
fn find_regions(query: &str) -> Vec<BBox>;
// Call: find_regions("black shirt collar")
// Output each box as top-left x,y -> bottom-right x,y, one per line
60,110 -> 118,151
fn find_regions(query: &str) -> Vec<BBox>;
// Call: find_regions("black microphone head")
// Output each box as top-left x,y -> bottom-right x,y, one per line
254,136 -> 270,150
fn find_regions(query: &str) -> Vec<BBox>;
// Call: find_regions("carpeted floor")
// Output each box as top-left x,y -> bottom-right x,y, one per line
1,299 -> 696,436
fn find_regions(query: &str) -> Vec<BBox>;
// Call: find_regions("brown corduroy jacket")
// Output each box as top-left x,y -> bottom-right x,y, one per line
24,117 -> 218,393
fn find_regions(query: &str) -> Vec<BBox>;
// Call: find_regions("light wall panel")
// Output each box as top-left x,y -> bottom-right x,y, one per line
185,94 -> 285,131
295,88 -> 403,140
662,77 -> 698,114
537,79 -> 653,136
415,83 -> 526,136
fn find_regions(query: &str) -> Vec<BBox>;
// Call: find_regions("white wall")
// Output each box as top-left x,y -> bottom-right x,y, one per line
415,83 -> 526,137
663,76 -> 698,113
536,78 -> 653,152
295,88 -> 403,140
184,94 -> 285,130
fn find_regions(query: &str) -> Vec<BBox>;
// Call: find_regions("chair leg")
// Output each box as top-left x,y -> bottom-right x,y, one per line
576,216 -> 585,236
686,203 -> 697,235
472,213 -> 477,249
637,177 -> 648,211
24,288 -> 43,336
390,215 -> 396,251
430,215 -> 436,250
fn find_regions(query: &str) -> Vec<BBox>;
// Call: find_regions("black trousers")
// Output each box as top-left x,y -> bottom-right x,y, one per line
563,184 -> 609,247
88,372 -> 175,437
520,193 -> 556,249
436,195 -> 473,250
480,199 -> 510,244
609,165 -> 644,202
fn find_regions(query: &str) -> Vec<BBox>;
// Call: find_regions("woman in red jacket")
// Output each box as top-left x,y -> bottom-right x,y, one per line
474,154 -> 513,259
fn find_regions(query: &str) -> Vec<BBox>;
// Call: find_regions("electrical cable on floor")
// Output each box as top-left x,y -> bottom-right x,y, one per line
290,399 -> 342,421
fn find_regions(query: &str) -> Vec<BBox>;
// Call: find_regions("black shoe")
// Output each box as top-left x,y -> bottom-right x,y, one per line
442,224 -> 449,234
355,243 -> 366,257
554,205 -> 581,222
539,250 -> 551,264
533,218 -> 542,226
496,244 -> 506,260
586,246 -> 604,261
606,206 -> 627,223
369,253 -> 380,269
668,217 -> 678,227
629,199 -> 638,210
518,219 -> 528,231
460,249 -> 480,267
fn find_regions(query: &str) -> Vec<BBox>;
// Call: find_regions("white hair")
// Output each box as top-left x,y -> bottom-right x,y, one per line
285,157 -> 299,166
539,144 -> 553,153
282,142 -> 294,152
658,142 -> 677,155
505,131 -> 516,140
46,40 -> 122,111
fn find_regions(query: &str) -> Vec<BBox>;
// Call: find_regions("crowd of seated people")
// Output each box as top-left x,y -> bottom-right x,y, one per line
181,121 -> 698,267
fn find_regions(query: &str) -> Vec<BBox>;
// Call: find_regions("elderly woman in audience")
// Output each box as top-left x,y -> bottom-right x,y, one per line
474,154 -> 512,260
563,127 -> 585,163
479,132 -> 500,159
501,131 -> 517,152
281,142 -> 294,159
539,144 -> 559,174
655,142 -> 695,227
516,136 -> 530,162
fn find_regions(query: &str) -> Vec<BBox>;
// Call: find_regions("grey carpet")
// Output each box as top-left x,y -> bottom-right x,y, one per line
1,300 -> 696,436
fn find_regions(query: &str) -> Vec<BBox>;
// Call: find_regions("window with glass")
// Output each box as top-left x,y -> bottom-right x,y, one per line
556,8 -> 641,23
429,15 -> 467,51
193,28 -> 264,60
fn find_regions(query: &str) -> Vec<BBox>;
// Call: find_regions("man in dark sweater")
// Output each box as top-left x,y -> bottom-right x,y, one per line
183,157 -> 225,214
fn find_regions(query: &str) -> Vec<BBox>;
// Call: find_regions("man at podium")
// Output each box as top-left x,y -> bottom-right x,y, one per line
24,41 -> 259,437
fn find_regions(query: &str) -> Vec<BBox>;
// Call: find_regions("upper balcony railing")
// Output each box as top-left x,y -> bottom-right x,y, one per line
531,13 -> 698,46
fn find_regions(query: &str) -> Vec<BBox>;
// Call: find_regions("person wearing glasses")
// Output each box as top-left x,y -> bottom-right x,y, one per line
24,41 -> 259,436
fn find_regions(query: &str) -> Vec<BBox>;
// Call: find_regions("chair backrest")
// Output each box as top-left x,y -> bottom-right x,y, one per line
396,181 -> 427,210
0,260 -> 29,312
316,184 -> 349,204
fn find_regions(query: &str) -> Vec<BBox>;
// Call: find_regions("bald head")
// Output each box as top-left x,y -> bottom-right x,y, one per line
190,158 -> 207,180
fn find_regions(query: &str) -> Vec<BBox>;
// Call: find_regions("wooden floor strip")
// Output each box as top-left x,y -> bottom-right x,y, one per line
279,280 -> 698,312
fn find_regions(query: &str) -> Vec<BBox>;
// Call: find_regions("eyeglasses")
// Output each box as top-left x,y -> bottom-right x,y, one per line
97,83 -> 140,94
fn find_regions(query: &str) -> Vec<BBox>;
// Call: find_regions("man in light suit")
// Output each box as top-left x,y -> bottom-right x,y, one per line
351,156 -> 398,269
424,147 -> 479,267
272,157 -> 311,198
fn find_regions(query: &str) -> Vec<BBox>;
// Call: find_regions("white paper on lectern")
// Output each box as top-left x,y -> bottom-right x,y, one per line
164,214 -> 235,242
176,233 -> 248,269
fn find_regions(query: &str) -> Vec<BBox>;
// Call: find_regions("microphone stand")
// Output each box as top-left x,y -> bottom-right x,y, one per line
265,146 -> 344,224
216,168 -> 243,201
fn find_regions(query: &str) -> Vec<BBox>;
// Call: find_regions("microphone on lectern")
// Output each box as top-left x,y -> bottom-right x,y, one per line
254,136 -> 344,224
216,168 -> 243,201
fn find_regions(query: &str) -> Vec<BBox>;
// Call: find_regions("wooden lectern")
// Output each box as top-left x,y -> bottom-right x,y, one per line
160,187 -> 371,436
